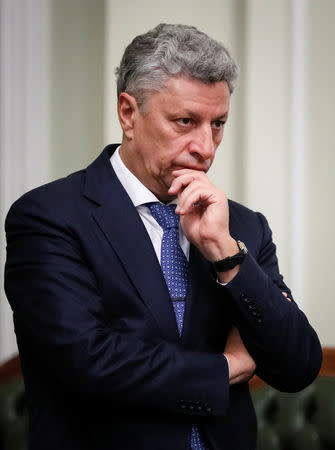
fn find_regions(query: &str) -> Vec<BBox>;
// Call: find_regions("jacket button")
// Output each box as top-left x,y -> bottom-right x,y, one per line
178,400 -> 186,409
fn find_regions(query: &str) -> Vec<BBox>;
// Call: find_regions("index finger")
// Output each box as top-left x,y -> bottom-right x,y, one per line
168,172 -> 198,195
171,168 -> 205,177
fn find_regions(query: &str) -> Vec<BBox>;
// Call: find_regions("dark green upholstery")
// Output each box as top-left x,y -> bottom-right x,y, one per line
251,377 -> 335,450
0,374 -> 334,450
0,376 -> 28,450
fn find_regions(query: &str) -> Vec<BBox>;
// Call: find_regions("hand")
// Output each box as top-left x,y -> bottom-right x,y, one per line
282,291 -> 292,302
223,326 -> 256,385
169,169 -> 238,262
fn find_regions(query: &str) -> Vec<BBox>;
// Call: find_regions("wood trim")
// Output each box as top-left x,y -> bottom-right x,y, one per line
249,374 -> 266,390
249,346 -> 335,390
0,355 -> 21,385
319,347 -> 335,376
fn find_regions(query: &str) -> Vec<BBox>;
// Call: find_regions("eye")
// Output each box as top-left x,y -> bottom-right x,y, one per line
177,118 -> 192,126
211,120 -> 225,129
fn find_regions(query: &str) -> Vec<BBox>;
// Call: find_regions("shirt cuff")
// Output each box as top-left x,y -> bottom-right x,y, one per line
223,354 -> 230,378
216,278 -> 228,286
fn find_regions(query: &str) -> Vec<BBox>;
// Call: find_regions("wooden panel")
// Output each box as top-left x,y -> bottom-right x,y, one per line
320,347 -> 335,376
0,355 -> 21,385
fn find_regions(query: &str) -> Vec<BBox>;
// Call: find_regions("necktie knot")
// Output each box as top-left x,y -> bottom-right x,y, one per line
148,202 -> 179,230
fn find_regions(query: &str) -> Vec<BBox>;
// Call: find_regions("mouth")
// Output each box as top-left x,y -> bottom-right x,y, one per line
172,164 -> 209,173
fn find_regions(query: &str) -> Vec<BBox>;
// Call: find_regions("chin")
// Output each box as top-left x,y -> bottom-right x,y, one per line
158,185 -> 176,203
154,193 -> 175,204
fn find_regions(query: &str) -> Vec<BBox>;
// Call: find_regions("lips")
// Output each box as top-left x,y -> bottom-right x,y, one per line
172,165 -> 209,172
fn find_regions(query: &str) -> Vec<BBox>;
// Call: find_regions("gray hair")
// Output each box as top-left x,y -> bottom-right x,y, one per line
115,23 -> 238,109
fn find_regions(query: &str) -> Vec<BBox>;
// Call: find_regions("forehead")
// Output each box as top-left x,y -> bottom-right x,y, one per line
145,76 -> 231,118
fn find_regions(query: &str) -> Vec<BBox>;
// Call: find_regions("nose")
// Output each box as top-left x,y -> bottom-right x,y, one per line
188,124 -> 215,161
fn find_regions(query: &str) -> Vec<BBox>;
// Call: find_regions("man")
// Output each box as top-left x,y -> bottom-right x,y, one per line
5,24 -> 321,450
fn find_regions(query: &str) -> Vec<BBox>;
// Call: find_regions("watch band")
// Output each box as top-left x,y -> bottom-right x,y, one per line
213,240 -> 248,272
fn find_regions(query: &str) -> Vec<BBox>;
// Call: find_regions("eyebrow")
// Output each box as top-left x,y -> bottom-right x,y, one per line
182,109 -> 228,121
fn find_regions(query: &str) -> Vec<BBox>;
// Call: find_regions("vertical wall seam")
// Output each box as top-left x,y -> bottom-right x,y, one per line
290,0 -> 306,304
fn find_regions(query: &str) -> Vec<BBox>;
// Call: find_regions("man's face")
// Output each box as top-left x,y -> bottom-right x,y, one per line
119,76 -> 231,202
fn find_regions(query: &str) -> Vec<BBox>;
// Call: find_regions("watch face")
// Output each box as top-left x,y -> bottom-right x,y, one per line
237,240 -> 248,254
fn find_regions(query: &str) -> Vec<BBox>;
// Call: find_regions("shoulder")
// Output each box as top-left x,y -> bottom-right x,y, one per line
6,169 -> 85,222
228,198 -> 267,227
228,198 -> 258,220
5,145 -> 117,223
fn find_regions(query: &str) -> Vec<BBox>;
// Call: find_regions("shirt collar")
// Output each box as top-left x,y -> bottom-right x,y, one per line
110,146 -> 177,207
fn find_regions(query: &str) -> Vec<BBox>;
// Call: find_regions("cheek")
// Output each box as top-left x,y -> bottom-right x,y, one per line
155,153 -> 172,172
214,129 -> 224,145
160,146 -> 185,167
141,121 -> 186,170
154,138 -> 183,167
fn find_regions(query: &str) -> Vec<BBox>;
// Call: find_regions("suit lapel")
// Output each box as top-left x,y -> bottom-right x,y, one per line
83,145 -> 179,342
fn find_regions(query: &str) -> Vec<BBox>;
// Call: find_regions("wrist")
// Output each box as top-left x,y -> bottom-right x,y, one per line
213,240 -> 248,283
205,236 -> 239,262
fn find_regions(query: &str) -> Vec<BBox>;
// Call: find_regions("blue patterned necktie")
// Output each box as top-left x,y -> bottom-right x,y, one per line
148,202 -> 209,450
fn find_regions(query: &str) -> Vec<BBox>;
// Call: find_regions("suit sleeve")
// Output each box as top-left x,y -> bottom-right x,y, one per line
225,211 -> 322,392
4,193 -> 229,416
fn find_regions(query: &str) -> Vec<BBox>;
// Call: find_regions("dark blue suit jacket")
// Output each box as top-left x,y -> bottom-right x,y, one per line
5,145 -> 322,450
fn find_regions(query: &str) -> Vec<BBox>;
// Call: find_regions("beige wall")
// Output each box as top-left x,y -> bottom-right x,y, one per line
242,0 -> 292,285
304,1 -> 335,345
50,0 -> 105,179
1,0 -> 334,362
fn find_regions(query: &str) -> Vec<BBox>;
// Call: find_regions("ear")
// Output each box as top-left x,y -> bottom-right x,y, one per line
118,93 -> 138,139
